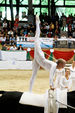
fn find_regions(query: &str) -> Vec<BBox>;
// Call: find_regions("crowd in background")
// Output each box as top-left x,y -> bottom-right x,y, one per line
0,13 -> 75,49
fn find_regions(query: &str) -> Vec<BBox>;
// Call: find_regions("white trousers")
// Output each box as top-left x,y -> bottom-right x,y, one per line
29,59 -> 40,92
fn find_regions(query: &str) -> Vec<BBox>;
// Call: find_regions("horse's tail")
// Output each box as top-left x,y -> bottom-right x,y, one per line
0,91 -> 5,94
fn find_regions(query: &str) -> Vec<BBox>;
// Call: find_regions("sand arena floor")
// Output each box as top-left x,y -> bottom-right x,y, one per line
0,69 -> 50,94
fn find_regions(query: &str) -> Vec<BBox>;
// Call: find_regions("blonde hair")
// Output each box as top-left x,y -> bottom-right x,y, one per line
65,68 -> 70,76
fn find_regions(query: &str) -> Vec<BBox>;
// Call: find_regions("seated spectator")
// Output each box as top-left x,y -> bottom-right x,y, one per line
29,30 -> 34,37
10,44 -> 17,51
17,45 -> 24,50
73,14 -> 75,29
14,14 -> 19,30
23,28 -> 27,36
31,25 -> 35,33
68,36 -> 72,48
68,25 -> 73,37
1,43 -> 7,51
0,34 -> 2,43
61,13 -> 67,30
72,29 -> 75,48
8,21 -> 12,30
10,34 -> 16,46
54,35 -> 58,48
47,31 -> 52,38
45,22 -> 49,31
50,22 -> 55,33
60,68 -> 72,92
8,29 -> 14,37
1,34 -> 6,45
27,33 -> 31,37
15,34 -> 18,43
55,28 -> 60,37
6,35 -> 10,45
67,14 -> 73,25
61,34 -> 66,39
14,29 -> 18,37
72,29 -> 75,38
3,19 -> 8,31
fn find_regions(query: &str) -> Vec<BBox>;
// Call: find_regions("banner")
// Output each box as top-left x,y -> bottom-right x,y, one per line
17,37 -> 54,48
53,50 -> 74,61
0,50 -> 27,61
29,49 -> 75,61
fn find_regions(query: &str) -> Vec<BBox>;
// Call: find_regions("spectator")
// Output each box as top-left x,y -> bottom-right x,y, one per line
47,31 -> 52,38
1,43 -> 7,51
68,36 -> 72,48
29,30 -> 34,37
61,13 -> 67,30
10,34 -> 16,46
54,35 -> 58,48
3,19 -> 8,30
14,14 -> 19,30
68,24 -> 72,37
14,29 -> 18,37
8,29 -> 14,37
8,21 -> 12,30
6,35 -> 10,45
50,22 -> 55,33
73,14 -> 75,29
10,44 -> 17,51
27,33 -> 31,37
1,34 -> 6,45
45,22 -> 50,31
17,45 -> 24,50
72,29 -> 75,38
23,28 -> 27,36
0,33 -> 2,43
72,29 -> 75,48
67,14 -> 73,25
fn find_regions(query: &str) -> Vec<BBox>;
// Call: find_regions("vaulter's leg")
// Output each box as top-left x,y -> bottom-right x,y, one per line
29,59 -> 40,92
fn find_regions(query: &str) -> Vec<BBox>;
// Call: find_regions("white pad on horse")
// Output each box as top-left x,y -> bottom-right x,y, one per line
19,92 -> 46,107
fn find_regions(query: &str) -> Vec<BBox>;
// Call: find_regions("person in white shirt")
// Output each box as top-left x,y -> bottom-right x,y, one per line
10,44 -> 17,51
52,68 -> 65,89
59,68 -> 72,91
29,15 -> 66,92
3,20 -> 7,30
8,29 -> 14,37
69,60 -> 75,78
1,35 -> 6,45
